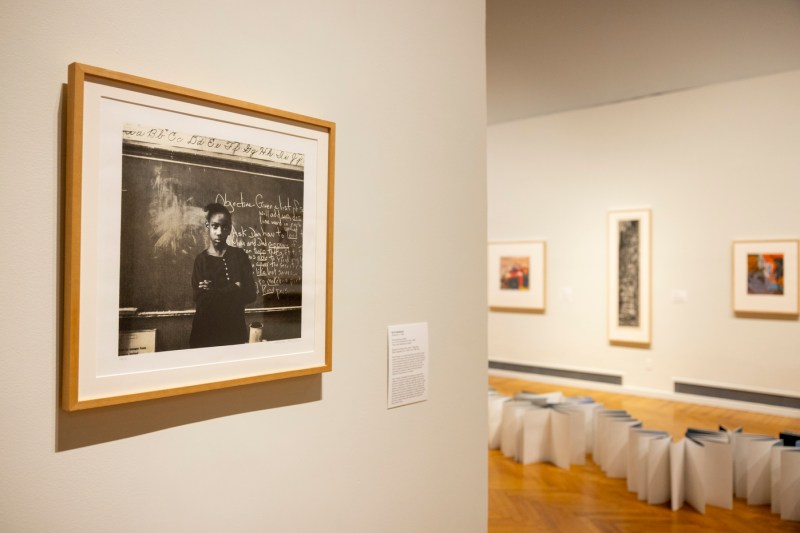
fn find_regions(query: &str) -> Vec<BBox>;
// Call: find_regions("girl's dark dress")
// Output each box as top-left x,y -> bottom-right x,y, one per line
189,246 -> 257,348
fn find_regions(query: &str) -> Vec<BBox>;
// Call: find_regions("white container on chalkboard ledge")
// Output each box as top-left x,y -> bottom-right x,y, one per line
249,322 -> 264,343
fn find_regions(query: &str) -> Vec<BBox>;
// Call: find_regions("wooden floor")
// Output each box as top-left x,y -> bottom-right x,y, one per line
488,375 -> 800,533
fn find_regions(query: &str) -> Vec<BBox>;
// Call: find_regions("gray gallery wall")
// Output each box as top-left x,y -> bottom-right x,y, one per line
0,1 -> 488,531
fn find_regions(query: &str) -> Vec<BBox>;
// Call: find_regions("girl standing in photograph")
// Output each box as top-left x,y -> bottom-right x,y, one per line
189,203 -> 257,348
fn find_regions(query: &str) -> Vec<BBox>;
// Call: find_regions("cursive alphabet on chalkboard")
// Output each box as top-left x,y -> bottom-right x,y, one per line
123,124 -> 305,166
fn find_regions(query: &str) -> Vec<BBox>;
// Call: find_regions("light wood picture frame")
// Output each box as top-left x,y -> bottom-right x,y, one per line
732,240 -> 799,317
608,209 -> 651,347
488,241 -> 546,313
63,63 -> 335,410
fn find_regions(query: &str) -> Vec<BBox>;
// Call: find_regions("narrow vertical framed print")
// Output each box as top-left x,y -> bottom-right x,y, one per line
732,240 -> 799,317
62,63 -> 335,410
488,241 -> 546,313
608,209 -> 651,347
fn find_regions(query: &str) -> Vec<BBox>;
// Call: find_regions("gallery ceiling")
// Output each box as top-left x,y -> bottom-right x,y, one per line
487,0 -> 800,124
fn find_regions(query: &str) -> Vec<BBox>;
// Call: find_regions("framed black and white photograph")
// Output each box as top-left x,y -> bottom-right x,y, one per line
607,208 -> 651,347
62,63 -> 335,410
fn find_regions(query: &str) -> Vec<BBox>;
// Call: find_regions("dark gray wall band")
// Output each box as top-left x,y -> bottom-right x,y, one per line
488,360 -> 799,409
674,382 -> 800,410
488,361 -> 623,385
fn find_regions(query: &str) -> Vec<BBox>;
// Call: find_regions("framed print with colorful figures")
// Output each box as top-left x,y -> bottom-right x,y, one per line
488,241 -> 546,313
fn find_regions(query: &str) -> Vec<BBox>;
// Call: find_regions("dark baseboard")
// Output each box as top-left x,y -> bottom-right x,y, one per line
674,382 -> 800,410
488,361 -> 623,385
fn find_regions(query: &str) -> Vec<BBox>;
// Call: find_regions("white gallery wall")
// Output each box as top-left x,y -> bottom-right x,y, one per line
488,70 -> 800,399
0,1 -> 488,532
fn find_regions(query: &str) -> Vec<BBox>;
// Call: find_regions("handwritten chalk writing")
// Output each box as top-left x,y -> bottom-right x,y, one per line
123,124 -> 305,167
241,145 -> 305,166
216,190 -> 305,302
217,193 -> 304,217
123,127 -> 185,143
217,192 -> 255,212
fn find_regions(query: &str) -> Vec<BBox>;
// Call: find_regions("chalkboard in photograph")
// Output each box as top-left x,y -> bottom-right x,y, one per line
118,124 -> 305,322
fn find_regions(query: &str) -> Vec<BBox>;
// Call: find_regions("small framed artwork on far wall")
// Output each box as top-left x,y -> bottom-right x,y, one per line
488,241 -> 546,313
732,240 -> 799,317
608,208 -> 651,347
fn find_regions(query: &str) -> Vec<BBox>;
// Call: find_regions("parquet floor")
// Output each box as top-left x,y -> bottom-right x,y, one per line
488,375 -> 800,532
